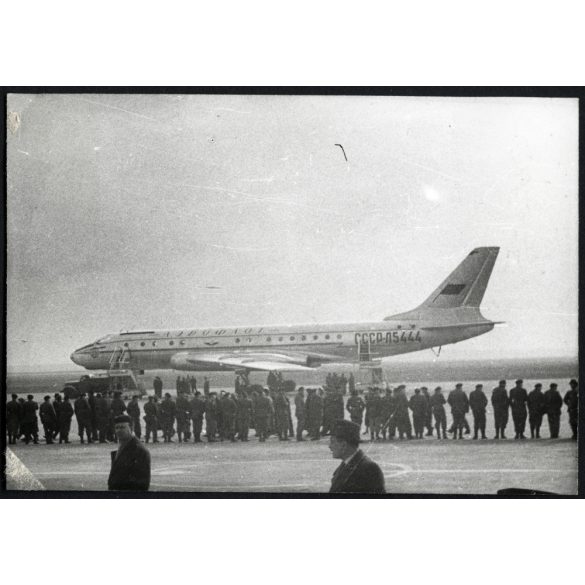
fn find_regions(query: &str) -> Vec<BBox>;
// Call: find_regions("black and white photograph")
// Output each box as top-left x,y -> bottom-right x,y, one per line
4,91 -> 579,494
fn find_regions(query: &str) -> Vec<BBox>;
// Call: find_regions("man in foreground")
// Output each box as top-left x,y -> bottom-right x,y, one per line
329,420 -> 385,494
108,414 -> 151,491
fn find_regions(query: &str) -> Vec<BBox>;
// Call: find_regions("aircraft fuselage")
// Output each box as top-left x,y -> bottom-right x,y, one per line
71,318 -> 494,372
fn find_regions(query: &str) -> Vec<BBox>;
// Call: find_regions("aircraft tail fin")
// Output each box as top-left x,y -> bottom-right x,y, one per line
385,247 -> 499,320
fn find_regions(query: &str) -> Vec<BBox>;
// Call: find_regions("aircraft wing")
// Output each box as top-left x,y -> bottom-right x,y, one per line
170,351 -> 319,372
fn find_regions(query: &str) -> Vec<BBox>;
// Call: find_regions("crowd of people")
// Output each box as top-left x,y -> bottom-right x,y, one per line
5,376 -> 578,446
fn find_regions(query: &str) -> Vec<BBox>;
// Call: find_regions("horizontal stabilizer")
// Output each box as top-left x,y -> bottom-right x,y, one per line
421,321 -> 504,330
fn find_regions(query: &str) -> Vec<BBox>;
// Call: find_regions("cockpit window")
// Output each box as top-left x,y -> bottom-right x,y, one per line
76,343 -> 96,351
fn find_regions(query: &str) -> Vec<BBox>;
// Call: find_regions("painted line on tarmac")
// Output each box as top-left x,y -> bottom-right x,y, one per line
34,471 -> 109,476
381,463 -> 412,477
156,458 -> 331,472
406,469 -> 571,473
149,482 -> 321,491
5,448 -> 46,490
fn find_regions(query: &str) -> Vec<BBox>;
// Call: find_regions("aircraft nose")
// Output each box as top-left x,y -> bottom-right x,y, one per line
70,351 -> 86,366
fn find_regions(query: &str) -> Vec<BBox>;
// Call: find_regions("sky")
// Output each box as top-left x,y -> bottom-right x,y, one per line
6,94 -> 578,368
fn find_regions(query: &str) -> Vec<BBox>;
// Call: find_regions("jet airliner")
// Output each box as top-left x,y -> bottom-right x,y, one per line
71,247 -> 501,374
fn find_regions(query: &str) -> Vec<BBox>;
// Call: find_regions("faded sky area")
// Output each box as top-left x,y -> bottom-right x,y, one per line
6,94 -> 578,368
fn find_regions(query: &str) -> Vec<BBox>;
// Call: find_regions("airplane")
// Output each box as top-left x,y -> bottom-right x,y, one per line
70,247 -> 501,375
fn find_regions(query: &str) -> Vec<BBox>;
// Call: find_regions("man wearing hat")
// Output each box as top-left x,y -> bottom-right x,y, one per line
108,414 -> 151,491
491,380 -> 510,439
6,393 -> 22,445
469,384 -> 488,440
509,379 -> 528,439
447,383 -> 469,440
563,379 -> 578,440
329,420 -> 385,494
39,395 -> 58,444
544,383 -> 563,438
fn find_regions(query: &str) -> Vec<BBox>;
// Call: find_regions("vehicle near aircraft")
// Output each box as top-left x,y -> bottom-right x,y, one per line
70,247 -> 501,376
62,370 -> 146,399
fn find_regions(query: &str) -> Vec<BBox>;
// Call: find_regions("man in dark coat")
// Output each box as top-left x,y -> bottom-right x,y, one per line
58,395 -> 74,443
393,386 -> 413,440
294,387 -> 306,441
346,389 -> 365,428
110,391 -> 127,419
52,393 -> 63,440
205,393 -> 219,442
491,380 -> 510,439
409,388 -> 427,439
236,390 -> 253,441
564,379 -> 578,440
21,395 -> 40,444
190,392 -> 206,442
321,390 -> 337,436
366,388 -> 384,441
329,420 -> 385,494
509,379 -> 528,439
448,383 -> 469,440
221,392 -> 238,442
94,393 -> 110,443
274,389 -> 290,441
144,396 -> 159,443
40,395 -> 58,444
469,384 -> 488,440
381,388 -> 396,440
88,391 -> 99,442
175,391 -> 192,442
108,415 -> 151,491
307,388 -> 324,440
74,393 -> 93,443
332,391 -> 344,423
104,391 -> 115,441
6,394 -> 22,445
126,395 -> 142,440
544,383 -> 563,438
430,386 -> 447,439
254,390 -> 274,442
527,383 -> 546,439
421,387 -> 433,436
160,393 -> 176,442
153,376 -> 163,399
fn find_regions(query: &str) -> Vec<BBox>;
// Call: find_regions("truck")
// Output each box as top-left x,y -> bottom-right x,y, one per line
62,369 -> 146,400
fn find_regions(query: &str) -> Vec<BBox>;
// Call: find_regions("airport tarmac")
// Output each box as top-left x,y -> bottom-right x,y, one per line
5,375 -> 578,494
7,433 -> 578,494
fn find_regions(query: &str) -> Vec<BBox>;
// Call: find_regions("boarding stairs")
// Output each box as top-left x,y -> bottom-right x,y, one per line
109,346 -> 130,371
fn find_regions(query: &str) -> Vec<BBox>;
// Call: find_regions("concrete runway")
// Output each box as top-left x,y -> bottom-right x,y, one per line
7,433 -> 578,494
